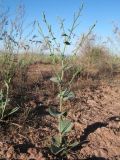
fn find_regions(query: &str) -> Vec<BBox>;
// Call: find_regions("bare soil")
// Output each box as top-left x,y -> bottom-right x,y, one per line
0,62 -> 120,160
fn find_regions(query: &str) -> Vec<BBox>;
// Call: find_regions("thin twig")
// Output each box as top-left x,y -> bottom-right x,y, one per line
0,119 -> 22,128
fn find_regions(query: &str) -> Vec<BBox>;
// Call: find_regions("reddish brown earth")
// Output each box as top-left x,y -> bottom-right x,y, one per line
0,63 -> 120,160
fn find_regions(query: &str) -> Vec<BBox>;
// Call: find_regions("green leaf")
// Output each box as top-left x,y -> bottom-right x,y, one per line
58,90 -> 75,101
50,145 -> 65,155
59,119 -> 73,135
3,107 -> 19,118
52,135 -> 62,147
63,91 -> 75,101
48,107 -> 67,117
58,90 -> 66,97
64,66 -> 72,71
61,33 -> 68,37
7,107 -> 19,116
50,77 -> 61,83
63,64 -> 72,71
64,41 -> 71,45
69,141 -> 80,148
0,90 -> 3,101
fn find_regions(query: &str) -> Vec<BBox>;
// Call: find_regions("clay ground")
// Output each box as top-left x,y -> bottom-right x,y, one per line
0,62 -> 120,160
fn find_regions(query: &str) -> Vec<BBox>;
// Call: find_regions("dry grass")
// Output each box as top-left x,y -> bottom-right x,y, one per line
71,45 -> 120,80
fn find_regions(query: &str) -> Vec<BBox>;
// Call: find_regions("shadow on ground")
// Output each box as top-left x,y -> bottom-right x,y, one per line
72,121 -> 108,152
86,156 -> 106,160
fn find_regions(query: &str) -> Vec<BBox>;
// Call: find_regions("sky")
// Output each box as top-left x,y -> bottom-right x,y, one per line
2,0 -> 120,34
1,0 -> 120,54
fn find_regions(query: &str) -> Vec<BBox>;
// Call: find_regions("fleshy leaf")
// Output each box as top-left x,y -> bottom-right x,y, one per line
63,91 -> 75,101
64,41 -> 71,45
50,145 -> 65,155
61,33 -> 68,37
58,90 -> 75,101
48,107 -> 67,117
50,77 -> 61,83
59,119 -> 73,135
52,135 -> 62,147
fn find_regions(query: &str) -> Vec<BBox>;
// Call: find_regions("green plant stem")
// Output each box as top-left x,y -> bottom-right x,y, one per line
61,59 -> 64,81
1,81 -> 9,119
58,57 -> 65,144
